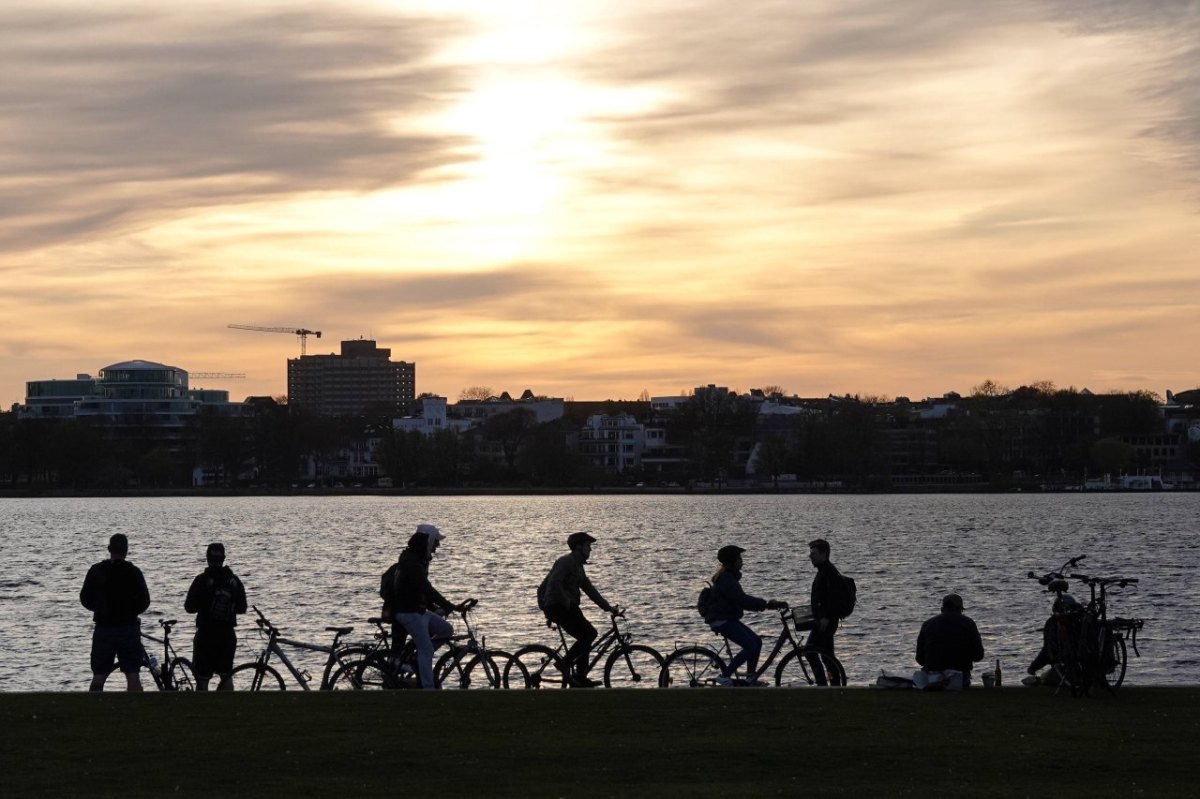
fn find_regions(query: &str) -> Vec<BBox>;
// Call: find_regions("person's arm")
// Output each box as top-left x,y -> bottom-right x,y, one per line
722,575 -> 768,612
234,576 -> 248,615
134,568 -> 150,616
422,574 -> 454,613
579,570 -> 615,614
80,565 -> 97,610
915,621 -> 929,667
183,575 -> 203,614
970,620 -> 985,664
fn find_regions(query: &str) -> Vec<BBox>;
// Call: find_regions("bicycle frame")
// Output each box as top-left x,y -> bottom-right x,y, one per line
552,611 -> 629,673
244,606 -> 355,690
708,608 -> 806,682
138,619 -> 193,691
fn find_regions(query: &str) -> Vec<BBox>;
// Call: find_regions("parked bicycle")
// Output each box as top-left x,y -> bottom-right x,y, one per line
135,618 -> 196,691
353,599 -> 520,690
1027,555 -> 1146,696
230,606 -> 370,690
502,608 -> 664,689
659,604 -> 846,688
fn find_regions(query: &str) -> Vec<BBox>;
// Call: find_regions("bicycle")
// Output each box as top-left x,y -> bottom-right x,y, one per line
230,606 -> 369,690
1026,556 -> 1146,696
136,618 -> 196,691
502,607 -> 664,689
353,599 -> 521,690
659,605 -> 847,688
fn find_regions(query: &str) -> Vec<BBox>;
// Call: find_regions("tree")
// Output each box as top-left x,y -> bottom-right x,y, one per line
481,408 -> 536,472
1090,437 -> 1133,476
761,385 -> 787,399
752,435 -> 790,487
459,386 -> 494,402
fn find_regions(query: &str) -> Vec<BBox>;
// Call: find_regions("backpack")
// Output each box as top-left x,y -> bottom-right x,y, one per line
379,561 -> 399,616
696,584 -> 715,618
833,573 -> 857,619
209,575 -> 237,625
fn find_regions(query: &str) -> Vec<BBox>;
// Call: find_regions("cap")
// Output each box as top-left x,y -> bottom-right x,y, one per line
108,533 -> 129,555
415,523 -> 444,542
567,531 -> 597,549
206,542 -> 226,561
717,545 -> 745,566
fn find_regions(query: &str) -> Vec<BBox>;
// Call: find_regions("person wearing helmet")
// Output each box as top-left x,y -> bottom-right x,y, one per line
703,545 -> 787,687
536,532 -> 618,688
392,524 -> 465,689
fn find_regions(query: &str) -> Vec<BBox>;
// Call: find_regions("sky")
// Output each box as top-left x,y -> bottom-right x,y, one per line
2,0 -> 1198,407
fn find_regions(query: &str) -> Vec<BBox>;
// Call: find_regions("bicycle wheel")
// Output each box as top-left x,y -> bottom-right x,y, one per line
355,651 -> 414,690
1099,631 -> 1128,692
603,644 -> 664,688
504,644 -> 566,689
435,650 -> 506,690
775,647 -> 846,687
167,657 -> 196,691
326,659 -> 364,690
230,662 -> 286,691
321,644 -> 376,690
660,646 -> 725,688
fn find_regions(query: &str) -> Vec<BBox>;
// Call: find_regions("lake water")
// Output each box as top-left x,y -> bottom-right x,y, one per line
1,493 -> 1195,690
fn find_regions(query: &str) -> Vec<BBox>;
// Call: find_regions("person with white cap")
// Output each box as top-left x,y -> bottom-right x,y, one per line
537,532 -> 618,688
391,524 -> 466,689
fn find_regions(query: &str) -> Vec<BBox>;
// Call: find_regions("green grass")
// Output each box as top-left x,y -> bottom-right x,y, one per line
4,688 -> 1197,797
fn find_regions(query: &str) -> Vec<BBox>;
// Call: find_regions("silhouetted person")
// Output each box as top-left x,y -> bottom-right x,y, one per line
702,545 -> 787,686
805,538 -> 848,685
916,593 -> 985,686
184,542 -> 248,691
537,532 -> 617,688
393,524 -> 463,689
80,533 -> 150,692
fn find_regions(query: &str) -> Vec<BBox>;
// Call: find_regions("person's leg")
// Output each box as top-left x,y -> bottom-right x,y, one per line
89,627 -> 116,692
555,607 -> 597,678
193,628 -> 214,692
805,619 -> 839,686
398,612 -> 437,688
427,614 -> 454,646
719,619 -> 763,679
115,624 -> 145,692
213,627 -> 237,691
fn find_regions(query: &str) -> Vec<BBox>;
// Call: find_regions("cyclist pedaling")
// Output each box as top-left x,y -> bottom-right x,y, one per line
537,532 -> 619,688
392,524 -> 470,689
702,545 -> 787,687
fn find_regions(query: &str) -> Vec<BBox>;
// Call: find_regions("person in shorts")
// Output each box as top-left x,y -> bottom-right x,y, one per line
184,542 -> 248,690
80,533 -> 151,691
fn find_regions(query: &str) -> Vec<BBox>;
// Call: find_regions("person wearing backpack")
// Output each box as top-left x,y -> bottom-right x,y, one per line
703,545 -> 787,686
806,538 -> 850,686
536,532 -> 619,688
393,524 -> 466,689
80,533 -> 151,691
184,542 -> 248,691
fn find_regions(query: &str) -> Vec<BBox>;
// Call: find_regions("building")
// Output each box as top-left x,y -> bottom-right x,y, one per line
22,375 -> 99,419
287,339 -> 415,417
451,389 -> 564,424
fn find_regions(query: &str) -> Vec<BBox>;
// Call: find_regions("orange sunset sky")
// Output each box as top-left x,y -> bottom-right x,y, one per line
2,0 -> 1197,407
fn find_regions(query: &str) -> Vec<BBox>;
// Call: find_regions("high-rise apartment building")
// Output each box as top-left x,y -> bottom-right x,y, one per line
287,339 -> 414,417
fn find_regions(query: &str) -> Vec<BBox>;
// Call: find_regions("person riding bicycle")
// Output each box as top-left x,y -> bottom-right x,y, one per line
80,533 -> 151,692
915,593 -> 985,687
702,545 -> 787,687
537,532 -> 618,688
184,542 -> 248,691
392,524 -> 466,689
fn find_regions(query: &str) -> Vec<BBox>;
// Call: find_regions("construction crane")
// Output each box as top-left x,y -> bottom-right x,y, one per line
190,372 -> 246,379
228,324 -> 322,356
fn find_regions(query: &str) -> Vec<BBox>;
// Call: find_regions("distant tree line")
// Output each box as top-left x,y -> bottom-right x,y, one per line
1,385 -> 1195,490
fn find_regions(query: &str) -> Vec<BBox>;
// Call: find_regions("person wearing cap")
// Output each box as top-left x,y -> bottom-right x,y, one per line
703,545 -> 787,687
915,593 -> 985,687
184,542 -> 248,691
536,532 -> 618,688
80,533 -> 151,691
392,524 -> 465,689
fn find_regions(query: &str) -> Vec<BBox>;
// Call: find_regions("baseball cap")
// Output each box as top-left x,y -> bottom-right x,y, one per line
567,531 -> 597,549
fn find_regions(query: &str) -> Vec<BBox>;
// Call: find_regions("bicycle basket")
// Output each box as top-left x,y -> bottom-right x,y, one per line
792,604 -> 815,632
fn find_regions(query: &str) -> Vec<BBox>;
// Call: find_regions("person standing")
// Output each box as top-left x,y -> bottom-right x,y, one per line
537,532 -> 618,688
80,533 -> 151,692
184,542 -> 248,691
392,524 -> 463,689
806,538 -> 847,686
915,593 -> 985,686
703,545 -> 787,686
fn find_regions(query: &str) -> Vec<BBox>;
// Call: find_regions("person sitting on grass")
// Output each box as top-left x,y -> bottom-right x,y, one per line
915,593 -> 985,687
702,545 -> 786,687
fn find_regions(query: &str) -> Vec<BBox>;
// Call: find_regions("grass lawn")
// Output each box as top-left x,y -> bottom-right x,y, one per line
3,687 -> 1196,797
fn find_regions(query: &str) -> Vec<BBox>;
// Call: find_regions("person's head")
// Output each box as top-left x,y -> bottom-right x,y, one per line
206,542 -> 226,567
410,524 -> 444,556
567,531 -> 596,562
107,533 -> 128,560
717,545 -> 745,572
808,538 -> 830,567
941,593 -> 964,614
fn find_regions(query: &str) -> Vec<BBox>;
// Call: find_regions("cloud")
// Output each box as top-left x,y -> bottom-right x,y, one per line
0,4 -> 472,252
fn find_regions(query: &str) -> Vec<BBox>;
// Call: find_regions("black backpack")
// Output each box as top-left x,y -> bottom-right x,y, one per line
208,575 -> 238,625
380,561 -> 400,609
696,584 -> 715,618
833,573 -> 858,619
